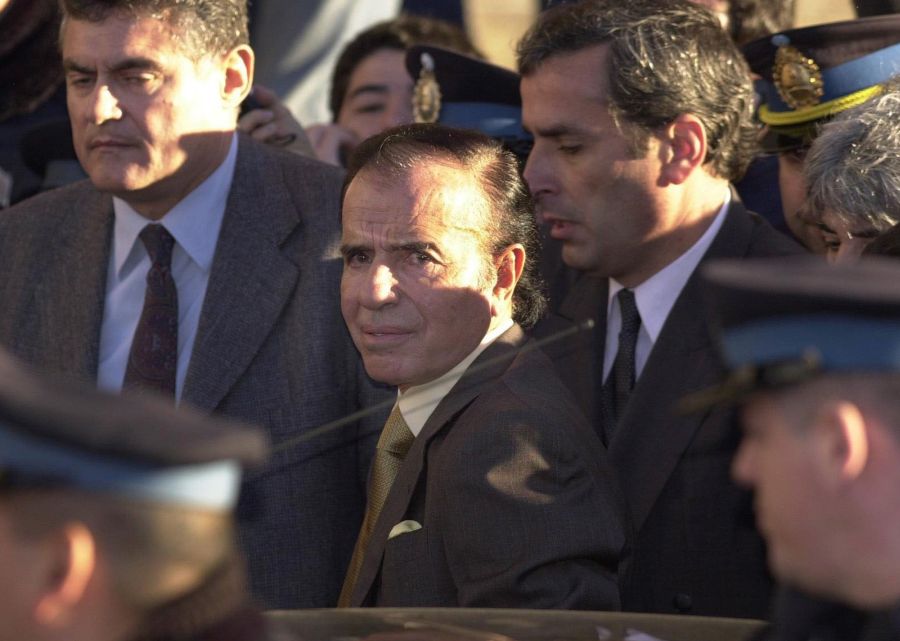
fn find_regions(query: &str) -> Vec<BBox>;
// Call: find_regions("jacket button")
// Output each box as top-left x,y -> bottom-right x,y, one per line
673,593 -> 693,612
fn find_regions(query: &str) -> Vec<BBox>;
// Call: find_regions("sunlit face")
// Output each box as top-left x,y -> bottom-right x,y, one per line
337,48 -> 414,145
733,394 -> 840,593
340,164 -> 498,389
817,208 -> 884,264
778,149 -> 829,253
62,15 -> 240,218
521,45 -> 667,284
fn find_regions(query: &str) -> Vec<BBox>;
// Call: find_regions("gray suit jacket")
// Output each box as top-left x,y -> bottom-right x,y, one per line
0,135 -> 389,608
536,201 -> 803,618
347,325 -> 626,609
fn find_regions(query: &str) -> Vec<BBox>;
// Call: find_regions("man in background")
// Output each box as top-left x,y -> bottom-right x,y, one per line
0,0 -> 386,608
519,0 -> 799,617
742,13 -> 900,251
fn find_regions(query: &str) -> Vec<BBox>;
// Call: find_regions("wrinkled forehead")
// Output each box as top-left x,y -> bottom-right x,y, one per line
345,163 -> 488,233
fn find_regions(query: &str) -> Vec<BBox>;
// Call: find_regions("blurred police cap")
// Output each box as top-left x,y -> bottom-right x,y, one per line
0,349 -> 268,510
680,255 -> 900,411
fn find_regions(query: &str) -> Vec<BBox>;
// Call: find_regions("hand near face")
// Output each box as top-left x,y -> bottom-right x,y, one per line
237,84 -> 315,157
305,122 -> 360,167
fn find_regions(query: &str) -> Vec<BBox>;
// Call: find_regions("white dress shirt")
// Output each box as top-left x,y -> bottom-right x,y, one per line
97,135 -> 238,401
397,318 -> 515,436
603,188 -> 731,382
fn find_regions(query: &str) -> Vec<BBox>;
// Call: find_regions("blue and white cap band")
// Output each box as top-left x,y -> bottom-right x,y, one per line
722,315 -> 900,371
0,425 -> 242,510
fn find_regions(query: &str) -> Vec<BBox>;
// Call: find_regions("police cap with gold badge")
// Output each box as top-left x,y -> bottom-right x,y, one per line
679,255 -> 900,413
406,45 -> 532,159
743,13 -> 900,153
0,349 -> 268,508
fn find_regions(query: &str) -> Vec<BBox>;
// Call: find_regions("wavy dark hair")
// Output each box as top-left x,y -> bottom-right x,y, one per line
59,0 -> 249,59
518,0 -> 758,181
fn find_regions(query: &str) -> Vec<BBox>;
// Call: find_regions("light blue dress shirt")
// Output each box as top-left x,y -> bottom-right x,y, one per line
97,135 -> 238,401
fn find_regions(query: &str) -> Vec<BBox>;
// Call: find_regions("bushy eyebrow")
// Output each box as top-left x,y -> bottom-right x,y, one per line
526,124 -> 580,138
63,57 -> 162,75
339,241 -> 441,258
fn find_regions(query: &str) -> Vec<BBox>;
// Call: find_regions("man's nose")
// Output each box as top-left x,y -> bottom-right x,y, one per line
522,147 -> 552,198
90,85 -> 123,125
362,263 -> 399,307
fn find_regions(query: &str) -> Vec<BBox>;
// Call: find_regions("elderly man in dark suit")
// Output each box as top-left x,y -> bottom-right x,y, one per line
0,0 -> 387,609
337,124 -> 625,609
519,0 -> 802,618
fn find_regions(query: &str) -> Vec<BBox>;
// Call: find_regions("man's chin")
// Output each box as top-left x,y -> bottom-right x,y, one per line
88,170 -> 164,202
87,172 -> 143,194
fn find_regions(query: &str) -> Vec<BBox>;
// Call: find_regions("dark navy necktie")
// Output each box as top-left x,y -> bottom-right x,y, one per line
601,288 -> 641,444
123,225 -> 178,397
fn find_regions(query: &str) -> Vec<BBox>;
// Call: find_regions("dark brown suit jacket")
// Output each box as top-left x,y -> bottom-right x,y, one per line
346,324 -> 627,609
535,201 -> 803,618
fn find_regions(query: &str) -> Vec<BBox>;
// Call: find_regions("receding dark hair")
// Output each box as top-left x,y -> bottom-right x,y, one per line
330,14 -> 480,121
343,123 -> 547,328
58,0 -> 249,58
517,0 -> 758,181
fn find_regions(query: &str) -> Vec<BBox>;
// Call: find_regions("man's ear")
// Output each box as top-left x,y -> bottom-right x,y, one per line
660,113 -> 707,186
34,523 -> 97,627
813,400 -> 870,486
221,44 -> 254,109
490,244 -> 525,316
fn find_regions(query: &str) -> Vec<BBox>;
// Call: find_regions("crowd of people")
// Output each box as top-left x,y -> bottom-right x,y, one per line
2,0 -> 900,640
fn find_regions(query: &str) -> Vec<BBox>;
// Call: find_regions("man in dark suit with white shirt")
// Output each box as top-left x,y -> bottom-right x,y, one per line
337,123 -> 625,609
519,0 -> 802,618
0,0 -> 387,609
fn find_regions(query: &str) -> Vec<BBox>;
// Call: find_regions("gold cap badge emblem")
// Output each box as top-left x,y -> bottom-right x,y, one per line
772,36 -> 824,110
413,52 -> 442,123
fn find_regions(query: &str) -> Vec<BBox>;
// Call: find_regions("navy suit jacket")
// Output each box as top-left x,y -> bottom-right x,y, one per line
535,201 -> 804,617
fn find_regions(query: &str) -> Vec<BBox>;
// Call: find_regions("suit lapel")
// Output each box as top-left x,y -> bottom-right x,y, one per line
181,138 -> 302,411
557,276 -> 609,427
609,202 -> 757,532
32,186 -> 112,380
352,326 -> 526,605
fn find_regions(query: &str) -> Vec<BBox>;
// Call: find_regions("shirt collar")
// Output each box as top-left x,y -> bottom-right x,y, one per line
111,134 -> 238,277
398,317 -> 515,437
609,186 -> 731,343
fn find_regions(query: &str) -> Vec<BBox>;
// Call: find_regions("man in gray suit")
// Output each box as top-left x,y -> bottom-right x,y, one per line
337,124 -> 625,609
519,0 -> 801,618
0,0 -> 387,609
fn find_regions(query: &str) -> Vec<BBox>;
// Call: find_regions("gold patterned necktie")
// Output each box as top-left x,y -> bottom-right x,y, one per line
337,403 -> 415,606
